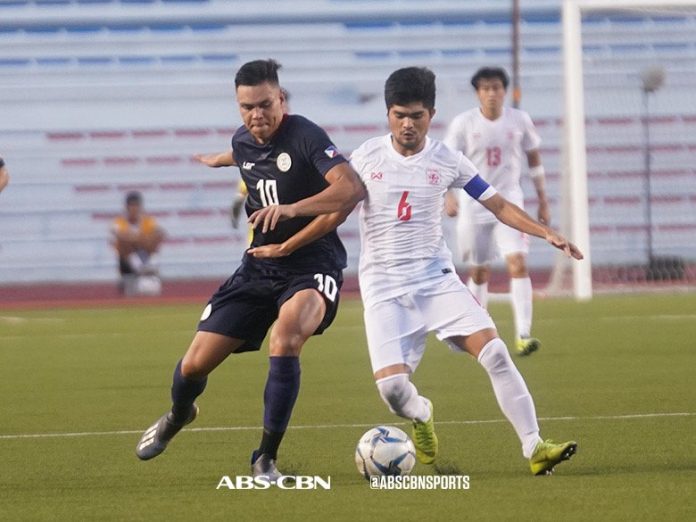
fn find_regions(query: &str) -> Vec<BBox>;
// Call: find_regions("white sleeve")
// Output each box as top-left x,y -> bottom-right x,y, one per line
450,152 -> 480,189
521,111 -> 542,152
349,146 -> 367,182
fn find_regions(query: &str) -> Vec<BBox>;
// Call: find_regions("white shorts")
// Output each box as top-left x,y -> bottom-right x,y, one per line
363,273 -> 496,373
458,219 -> 529,266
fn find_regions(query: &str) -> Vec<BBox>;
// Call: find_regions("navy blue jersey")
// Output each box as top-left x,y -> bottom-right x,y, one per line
232,114 -> 348,273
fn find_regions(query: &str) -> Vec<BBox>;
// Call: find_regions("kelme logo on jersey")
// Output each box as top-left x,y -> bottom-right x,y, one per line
323,146 -> 339,159
276,152 -> 292,172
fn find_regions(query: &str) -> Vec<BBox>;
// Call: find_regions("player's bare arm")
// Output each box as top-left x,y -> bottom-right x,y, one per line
248,207 -> 353,259
527,149 -> 550,225
0,159 -> 8,193
248,162 -> 365,233
193,150 -> 236,167
480,193 -> 583,260
444,190 -> 459,217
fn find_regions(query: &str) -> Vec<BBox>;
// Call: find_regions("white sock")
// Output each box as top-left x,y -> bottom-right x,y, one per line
376,374 -> 431,423
477,338 -> 542,458
510,277 -> 533,339
467,278 -> 489,309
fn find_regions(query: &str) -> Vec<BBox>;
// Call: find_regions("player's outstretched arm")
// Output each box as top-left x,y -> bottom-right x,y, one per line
193,150 -> 236,168
248,162 -> 365,233
247,207 -> 353,259
0,161 -> 9,193
480,193 -> 583,260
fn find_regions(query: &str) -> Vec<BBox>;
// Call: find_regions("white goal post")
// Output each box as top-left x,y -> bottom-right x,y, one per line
561,0 -> 696,300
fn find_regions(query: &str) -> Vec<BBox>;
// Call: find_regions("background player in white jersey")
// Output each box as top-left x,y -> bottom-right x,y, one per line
349,66 -> 582,475
444,66 -> 549,356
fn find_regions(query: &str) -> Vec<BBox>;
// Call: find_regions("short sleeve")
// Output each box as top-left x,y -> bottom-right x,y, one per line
303,120 -> 347,176
349,145 -> 367,182
521,112 -> 542,152
451,152 -> 497,201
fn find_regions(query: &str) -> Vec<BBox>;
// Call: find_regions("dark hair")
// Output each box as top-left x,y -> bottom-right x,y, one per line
235,59 -> 281,88
125,191 -> 142,205
471,67 -> 509,90
384,67 -> 436,110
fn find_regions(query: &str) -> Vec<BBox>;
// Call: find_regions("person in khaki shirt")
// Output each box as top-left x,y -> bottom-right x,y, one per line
110,191 -> 165,294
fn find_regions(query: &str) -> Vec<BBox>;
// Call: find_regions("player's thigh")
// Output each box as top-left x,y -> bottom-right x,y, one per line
363,296 -> 428,376
416,274 -> 496,351
462,221 -> 498,266
181,331 -> 246,378
271,289 -> 326,356
197,268 -> 279,354
271,270 -> 343,356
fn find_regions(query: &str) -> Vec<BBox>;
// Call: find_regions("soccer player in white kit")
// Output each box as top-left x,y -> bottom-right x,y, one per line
349,67 -> 582,475
444,66 -> 549,356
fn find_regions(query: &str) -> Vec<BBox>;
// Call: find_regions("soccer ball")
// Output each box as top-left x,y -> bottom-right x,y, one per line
354,426 -> 416,479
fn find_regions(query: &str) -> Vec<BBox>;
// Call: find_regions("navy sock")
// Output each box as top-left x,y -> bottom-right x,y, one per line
258,356 -> 301,459
170,360 -> 207,423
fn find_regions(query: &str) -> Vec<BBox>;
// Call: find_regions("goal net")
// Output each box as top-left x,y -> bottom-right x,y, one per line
551,0 -> 696,298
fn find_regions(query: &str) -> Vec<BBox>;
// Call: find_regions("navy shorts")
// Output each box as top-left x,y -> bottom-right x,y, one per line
197,262 -> 343,353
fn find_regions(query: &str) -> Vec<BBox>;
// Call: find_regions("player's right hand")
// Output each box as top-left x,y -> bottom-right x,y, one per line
248,204 -> 297,233
546,231 -> 584,260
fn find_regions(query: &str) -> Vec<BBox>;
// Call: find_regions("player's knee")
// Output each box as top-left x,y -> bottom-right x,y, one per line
506,254 -> 528,277
269,334 -> 304,357
477,338 -> 513,373
470,266 -> 490,284
180,357 -> 207,380
376,374 -> 412,414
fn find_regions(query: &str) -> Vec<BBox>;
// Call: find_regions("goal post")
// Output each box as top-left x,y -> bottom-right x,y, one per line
558,0 -> 696,299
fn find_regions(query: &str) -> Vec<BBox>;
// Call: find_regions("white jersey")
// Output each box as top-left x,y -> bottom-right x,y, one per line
350,134 -> 496,305
444,107 -> 541,223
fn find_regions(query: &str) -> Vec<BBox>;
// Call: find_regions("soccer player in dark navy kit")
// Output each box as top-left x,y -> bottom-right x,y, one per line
135,59 -> 365,480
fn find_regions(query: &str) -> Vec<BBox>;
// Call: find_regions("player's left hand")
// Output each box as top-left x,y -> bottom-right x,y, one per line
247,243 -> 289,258
546,231 -> 584,260
248,204 -> 297,233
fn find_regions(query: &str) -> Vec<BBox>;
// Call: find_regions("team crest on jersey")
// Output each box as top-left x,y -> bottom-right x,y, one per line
276,152 -> 292,172
426,168 -> 440,185
324,146 -> 339,159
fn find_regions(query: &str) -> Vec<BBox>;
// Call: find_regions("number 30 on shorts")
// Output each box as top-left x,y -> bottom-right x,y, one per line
314,273 -> 338,302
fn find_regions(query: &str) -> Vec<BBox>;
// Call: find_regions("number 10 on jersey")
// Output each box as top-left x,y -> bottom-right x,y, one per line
256,179 -> 279,207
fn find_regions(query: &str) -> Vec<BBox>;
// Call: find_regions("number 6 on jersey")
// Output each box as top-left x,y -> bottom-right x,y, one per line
397,191 -> 412,222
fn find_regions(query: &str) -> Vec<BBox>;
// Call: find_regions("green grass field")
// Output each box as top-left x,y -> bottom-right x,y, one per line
1,294 -> 696,521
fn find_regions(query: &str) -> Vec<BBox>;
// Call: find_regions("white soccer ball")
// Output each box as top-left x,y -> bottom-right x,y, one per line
355,425 -> 416,479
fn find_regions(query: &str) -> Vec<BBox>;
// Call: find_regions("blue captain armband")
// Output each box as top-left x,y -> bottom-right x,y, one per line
463,174 -> 491,200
